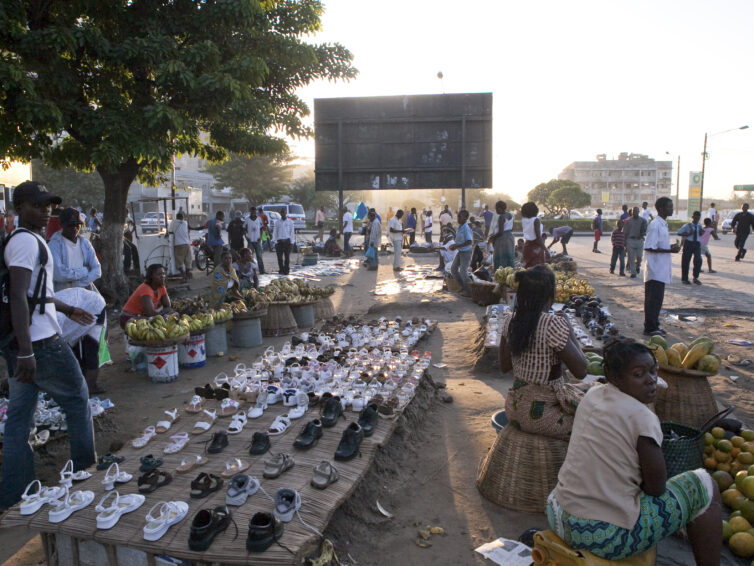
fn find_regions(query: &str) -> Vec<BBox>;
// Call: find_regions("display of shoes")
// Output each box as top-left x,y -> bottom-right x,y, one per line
138,469 -> 172,494
188,505 -> 233,551
334,422 -> 364,461
95,491 -> 145,530
19,480 -> 64,515
311,461 -> 339,490
48,487 -> 95,523
357,403 -> 379,437
273,488 -> 301,523
102,462 -> 133,491
143,501 -> 189,541
246,511 -> 284,552
207,431 -> 229,454
320,395 -> 343,428
263,452 -> 295,479
190,472 -> 224,498
226,474 -> 261,506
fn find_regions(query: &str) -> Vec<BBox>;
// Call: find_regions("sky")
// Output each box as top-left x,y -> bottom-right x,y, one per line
291,0 -> 754,204
2,0 -> 752,206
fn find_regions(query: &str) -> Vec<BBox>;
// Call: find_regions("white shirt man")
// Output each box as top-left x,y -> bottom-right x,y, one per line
641,205 -> 653,223
169,217 -> 190,246
388,214 -> 404,270
244,215 -> 262,243
644,216 -> 671,285
706,206 -> 718,224
439,210 -> 452,227
342,210 -> 353,234
272,216 -> 295,242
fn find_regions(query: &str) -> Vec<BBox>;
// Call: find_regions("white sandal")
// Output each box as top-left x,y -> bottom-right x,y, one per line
155,409 -> 179,433
102,462 -> 133,491
227,412 -> 247,435
219,398 -> 240,417
268,414 -> 291,436
163,432 -> 190,454
131,426 -> 157,448
191,409 -> 216,435
19,480 -> 64,516
221,458 -> 250,478
288,392 -> 309,419
185,395 -> 203,414
176,455 -> 207,474
247,388 -> 268,419
95,491 -> 145,530
48,487 -> 95,523
142,501 -> 189,541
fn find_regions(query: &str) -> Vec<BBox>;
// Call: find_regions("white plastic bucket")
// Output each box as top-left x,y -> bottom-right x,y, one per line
178,334 -> 206,368
147,345 -> 179,383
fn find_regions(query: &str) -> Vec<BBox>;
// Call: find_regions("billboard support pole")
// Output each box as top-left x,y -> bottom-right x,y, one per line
337,119 -> 344,231
461,116 -> 467,210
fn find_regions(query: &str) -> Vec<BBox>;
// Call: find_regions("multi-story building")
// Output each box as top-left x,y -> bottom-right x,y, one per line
558,153 -> 672,208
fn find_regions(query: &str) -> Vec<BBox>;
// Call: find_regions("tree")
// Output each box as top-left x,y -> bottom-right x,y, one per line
204,152 -> 295,206
287,175 -> 338,216
528,179 -> 584,214
31,160 -> 105,209
0,0 -> 356,300
549,185 -> 591,214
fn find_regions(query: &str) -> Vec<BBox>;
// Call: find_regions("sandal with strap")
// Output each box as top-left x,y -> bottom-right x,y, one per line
163,433 -> 190,454
263,453 -> 295,479
190,472 -> 224,499
192,409 -> 217,435
176,455 -> 207,474
95,491 -> 145,530
221,458 -> 250,478
218,398 -> 240,418
48,487 -> 95,523
155,408 -> 179,433
19,480 -> 65,516
138,469 -> 172,494
311,461 -> 339,489
143,501 -> 189,542
102,462 -> 133,491
132,426 -> 157,448
227,412 -> 247,435
185,395 -> 203,414
96,453 -> 124,471
139,454 -> 163,472
267,414 -> 291,436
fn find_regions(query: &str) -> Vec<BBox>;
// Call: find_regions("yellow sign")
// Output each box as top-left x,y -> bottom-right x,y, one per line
688,171 -> 702,215
601,191 -> 610,203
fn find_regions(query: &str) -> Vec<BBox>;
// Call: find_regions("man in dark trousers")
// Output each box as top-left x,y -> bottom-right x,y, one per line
732,203 -> 754,261
272,209 -> 295,274
678,210 -> 703,285
643,197 -> 680,336
1,181 -> 96,509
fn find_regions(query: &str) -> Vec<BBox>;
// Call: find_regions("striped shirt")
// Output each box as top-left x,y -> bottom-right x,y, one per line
611,229 -> 625,248
501,313 -> 570,384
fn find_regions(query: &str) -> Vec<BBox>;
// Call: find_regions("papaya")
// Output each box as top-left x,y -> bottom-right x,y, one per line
587,361 -> 605,376
697,354 -> 721,373
683,341 -> 714,369
649,344 -> 668,365
665,348 -> 683,368
671,343 -> 689,359
690,336 -> 714,347
649,335 -> 668,350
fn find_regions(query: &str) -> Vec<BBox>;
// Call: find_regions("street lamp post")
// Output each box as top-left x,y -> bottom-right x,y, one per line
666,151 -> 680,212
699,125 -> 749,211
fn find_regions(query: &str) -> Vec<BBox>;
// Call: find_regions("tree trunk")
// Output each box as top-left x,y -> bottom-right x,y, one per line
97,159 -> 139,305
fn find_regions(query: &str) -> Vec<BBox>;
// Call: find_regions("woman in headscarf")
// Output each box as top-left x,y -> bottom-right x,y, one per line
211,250 -> 242,305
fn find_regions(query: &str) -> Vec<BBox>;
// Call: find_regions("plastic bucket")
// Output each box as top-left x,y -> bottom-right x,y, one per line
205,323 -> 228,357
231,318 -> 263,348
128,345 -> 148,374
146,345 -> 179,383
178,334 -> 206,368
290,304 -> 315,329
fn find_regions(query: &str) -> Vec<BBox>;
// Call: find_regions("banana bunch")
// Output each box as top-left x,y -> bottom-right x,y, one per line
212,307 -> 233,322
172,297 -> 210,315
125,314 -> 190,342
299,284 -> 334,298
181,312 -> 214,332
241,288 -> 271,311
228,300 -> 248,314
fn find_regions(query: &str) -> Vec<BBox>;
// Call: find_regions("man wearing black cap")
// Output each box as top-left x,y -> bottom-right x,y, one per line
0,181 -> 96,510
48,207 -> 101,292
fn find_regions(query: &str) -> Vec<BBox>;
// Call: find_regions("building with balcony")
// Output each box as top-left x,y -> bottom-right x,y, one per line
558,153 -> 672,208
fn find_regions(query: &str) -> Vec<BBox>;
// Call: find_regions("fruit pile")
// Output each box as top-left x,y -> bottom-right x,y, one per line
494,266 -> 524,289
212,307 -> 233,323
180,312 -> 214,333
240,288 -> 271,312
555,273 -> 595,304
125,314 -> 190,342
584,352 -> 605,376
646,335 -> 721,373
171,297 -> 210,315
259,278 -> 332,304
709,426 -> 754,558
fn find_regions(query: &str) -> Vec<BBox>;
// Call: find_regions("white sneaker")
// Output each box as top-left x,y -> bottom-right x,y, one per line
273,488 -> 301,523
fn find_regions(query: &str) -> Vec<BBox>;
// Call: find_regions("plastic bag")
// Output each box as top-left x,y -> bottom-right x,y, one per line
365,246 -> 376,260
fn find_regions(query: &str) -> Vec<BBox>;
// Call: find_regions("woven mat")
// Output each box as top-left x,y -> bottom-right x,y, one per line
1,383 -> 416,564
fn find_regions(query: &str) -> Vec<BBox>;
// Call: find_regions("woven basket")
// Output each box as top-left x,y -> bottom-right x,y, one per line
476,425 -> 568,513
261,303 -> 297,334
127,333 -> 190,347
314,297 -> 335,321
445,275 -> 461,293
661,422 -> 704,478
469,281 -> 500,306
654,367 -> 718,428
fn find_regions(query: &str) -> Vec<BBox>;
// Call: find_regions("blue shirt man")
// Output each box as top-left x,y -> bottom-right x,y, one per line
481,205 -> 494,236
454,219 -> 473,252
207,211 -> 225,247
405,210 -> 417,230
48,208 -> 101,292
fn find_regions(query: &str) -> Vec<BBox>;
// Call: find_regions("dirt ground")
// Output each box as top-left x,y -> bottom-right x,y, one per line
1,234 -> 752,566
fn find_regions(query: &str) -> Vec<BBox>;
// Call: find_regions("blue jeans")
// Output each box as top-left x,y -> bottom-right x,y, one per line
681,240 -> 702,281
249,240 -> 265,273
1,338 -> 95,509
451,249 -> 473,292
343,232 -> 352,256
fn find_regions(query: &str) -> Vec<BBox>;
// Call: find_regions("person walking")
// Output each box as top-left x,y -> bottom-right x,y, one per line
592,209 -> 603,253
678,210 -> 703,285
1,181 -> 96,509
207,210 -> 226,266
643,197 -> 680,336
424,210 -> 433,243
314,206 -> 326,242
405,208 -> 417,246
623,207 -> 647,278
481,204 -> 494,237
342,208 -> 354,258
227,211 -> 246,252
366,211 -> 381,271
640,201 -> 653,223
388,209 -> 406,271
88,207 -> 102,234
488,200 -> 515,269
732,203 -> 754,261
700,218 -> 717,274
449,209 -> 473,296
273,209 -> 295,275
243,206 -> 266,274
609,219 -> 626,276
547,226 -> 574,256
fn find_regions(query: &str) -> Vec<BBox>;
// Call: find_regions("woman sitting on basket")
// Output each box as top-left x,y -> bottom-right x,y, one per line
499,265 -> 588,441
119,263 -> 172,328
212,250 -> 243,305
547,338 -> 721,564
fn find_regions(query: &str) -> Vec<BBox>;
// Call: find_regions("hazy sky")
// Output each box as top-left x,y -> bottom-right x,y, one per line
293,0 -> 754,203
3,0 -> 752,206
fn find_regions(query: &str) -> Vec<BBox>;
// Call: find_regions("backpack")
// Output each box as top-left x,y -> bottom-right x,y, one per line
0,228 -> 52,347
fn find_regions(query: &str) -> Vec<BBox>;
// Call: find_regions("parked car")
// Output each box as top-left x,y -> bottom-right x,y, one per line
258,203 -> 306,230
140,212 -> 168,234
722,209 -> 754,235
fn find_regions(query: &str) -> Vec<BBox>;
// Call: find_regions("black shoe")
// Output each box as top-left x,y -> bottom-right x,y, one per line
96,453 -> 125,471
693,279 -> 702,285
320,395 -> 344,428
334,422 -> 364,461
609,269 -> 614,274
247,512 -> 283,552
207,431 -> 229,454
630,273 -> 637,278
358,403 -> 379,438
189,506 -> 232,551
682,279 -> 691,285
293,419 -> 323,450
743,249 -> 748,258
249,431 -> 271,455
619,272 -> 626,276
643,329 -> 664,337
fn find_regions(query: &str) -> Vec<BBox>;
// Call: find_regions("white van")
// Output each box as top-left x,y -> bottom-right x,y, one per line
258,203 -> 306,230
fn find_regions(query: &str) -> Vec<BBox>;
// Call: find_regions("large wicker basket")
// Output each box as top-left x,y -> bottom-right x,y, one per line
261,303 -> 297,337
314,297 -> 335,321
654,366 -> 718,428
445,275 -> 461,293
469,281 -> 500,306
477,425 -> 568,513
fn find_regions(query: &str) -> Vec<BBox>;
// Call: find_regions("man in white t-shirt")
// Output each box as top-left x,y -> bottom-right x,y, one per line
168,212 -> 199,281
1,181 -> 96,510
643,197 -> 680,336
243,206 -> 266,274
705,203 -> 720,240
640,201 -> 653,223
388,209 -> 406,271
342,209 -> 354,257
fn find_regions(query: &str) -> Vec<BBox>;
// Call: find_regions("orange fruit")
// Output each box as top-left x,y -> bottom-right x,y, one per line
718,462 -> 732,473
719,440 -> 734,453
729,532 -> 754,558
712,471 -> 735,491
730,516 -> 753,533
716,450 -> 732,463
742,476 -> 754,500
740,452 -> 754,466
723,488 -> 744,508
733,448 -> 743,458
737,471 -> 750,491
712,427 -> 727,439
734,436 -> 747,448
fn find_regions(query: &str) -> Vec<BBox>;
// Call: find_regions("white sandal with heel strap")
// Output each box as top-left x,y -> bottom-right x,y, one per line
95,491 -> 145,530
155,409 -> 179,433
131,426 -> 157,448
191,409 -> 216,435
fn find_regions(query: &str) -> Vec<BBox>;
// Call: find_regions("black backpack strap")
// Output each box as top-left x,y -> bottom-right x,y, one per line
7,228 -> 50,315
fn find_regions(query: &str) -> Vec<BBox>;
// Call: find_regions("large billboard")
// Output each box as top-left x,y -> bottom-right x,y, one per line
314,93 -> 492,191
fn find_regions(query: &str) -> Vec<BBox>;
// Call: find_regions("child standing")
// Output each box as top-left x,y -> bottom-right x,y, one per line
592,209 -> 603,253
609,219 -> 626,276
547,339 -> 720,562
700,218 -> 716,273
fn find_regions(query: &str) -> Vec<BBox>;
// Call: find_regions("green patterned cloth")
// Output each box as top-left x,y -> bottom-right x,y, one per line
505,378 -> 582,441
